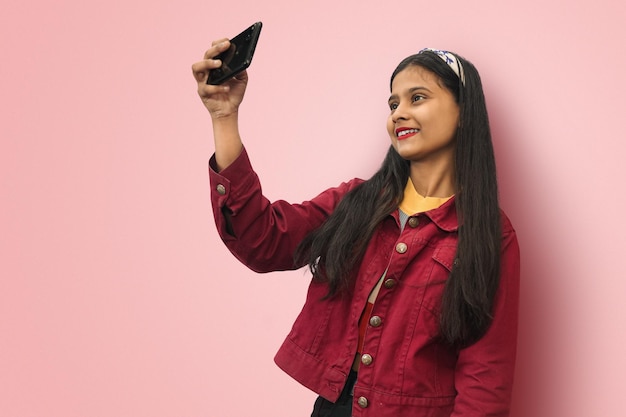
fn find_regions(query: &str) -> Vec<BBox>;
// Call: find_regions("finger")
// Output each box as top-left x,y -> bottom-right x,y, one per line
191,59 -> 222,83
232,69 -> 249,83
203,39 -> 230,59
211,37 -> 229,47
197,82 -> 230,99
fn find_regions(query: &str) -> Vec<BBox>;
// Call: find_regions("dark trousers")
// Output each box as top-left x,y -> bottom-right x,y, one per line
310,371 -> 357,417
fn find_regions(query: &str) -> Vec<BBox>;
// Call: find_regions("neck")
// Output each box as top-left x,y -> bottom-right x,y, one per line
409,158 -> 456,198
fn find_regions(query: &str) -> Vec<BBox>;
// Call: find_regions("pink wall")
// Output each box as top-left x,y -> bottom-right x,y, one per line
2,1 -> 625,416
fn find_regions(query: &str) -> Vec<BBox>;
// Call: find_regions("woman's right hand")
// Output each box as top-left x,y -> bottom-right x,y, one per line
192,39 -> 249,120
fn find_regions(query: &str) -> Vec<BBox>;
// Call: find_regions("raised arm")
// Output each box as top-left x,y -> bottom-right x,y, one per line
192,39 -> 246,171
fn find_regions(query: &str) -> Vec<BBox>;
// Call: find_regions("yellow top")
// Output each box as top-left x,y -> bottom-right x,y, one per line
398,178 -> 453,215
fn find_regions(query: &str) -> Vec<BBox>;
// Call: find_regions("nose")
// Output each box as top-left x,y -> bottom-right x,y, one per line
391,102 -> 409,124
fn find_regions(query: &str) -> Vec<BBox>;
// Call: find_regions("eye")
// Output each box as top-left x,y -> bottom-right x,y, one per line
412,94 -> 425,103
389,102 -> 399,111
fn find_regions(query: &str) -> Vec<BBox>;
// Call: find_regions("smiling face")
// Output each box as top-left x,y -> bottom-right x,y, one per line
387,65 -> 460,165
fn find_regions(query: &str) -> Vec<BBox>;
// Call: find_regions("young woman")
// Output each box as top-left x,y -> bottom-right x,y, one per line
192,40 -> 520,417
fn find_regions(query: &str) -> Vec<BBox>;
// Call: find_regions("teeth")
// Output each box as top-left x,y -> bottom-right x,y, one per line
398,129 -> 419,137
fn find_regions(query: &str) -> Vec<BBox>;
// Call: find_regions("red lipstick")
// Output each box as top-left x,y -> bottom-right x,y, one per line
395,127 -> 420,140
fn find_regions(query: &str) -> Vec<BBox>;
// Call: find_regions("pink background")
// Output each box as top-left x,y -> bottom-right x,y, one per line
2,1 -> 625,416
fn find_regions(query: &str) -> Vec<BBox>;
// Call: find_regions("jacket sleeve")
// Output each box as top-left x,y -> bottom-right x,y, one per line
451,215 -> 521,417
208,147 -> 362,273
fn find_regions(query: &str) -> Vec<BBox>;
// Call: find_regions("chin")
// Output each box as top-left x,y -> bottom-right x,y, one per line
394,145 -> 420,160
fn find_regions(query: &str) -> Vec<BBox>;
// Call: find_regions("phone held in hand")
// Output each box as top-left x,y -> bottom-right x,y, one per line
207,21 -> 263,85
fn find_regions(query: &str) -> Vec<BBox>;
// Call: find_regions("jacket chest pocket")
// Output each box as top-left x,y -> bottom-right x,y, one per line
402,245 -> 456,286
431,245 -> 457,274
402,245 -> 457,318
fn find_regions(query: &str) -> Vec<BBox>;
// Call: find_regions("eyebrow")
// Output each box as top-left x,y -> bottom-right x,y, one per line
388,86 -> 433,102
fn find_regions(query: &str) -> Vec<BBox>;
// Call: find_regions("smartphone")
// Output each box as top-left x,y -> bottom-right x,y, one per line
207,22 -> 263,85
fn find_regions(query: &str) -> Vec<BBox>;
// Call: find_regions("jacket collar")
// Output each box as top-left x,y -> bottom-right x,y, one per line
423,196 -> 458,232
397,179 -> 458,233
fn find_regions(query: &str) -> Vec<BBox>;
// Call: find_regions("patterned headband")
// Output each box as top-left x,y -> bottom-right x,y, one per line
419,48 -> 465,86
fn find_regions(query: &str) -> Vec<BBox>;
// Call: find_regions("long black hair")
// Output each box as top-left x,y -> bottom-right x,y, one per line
295,50 -> 502,347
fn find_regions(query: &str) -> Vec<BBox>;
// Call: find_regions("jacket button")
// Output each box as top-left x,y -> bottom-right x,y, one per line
357,396 -> 369,408
216,184 -> 226,195
408,217 -> 419,228
361,354 -> 373,366
383,279 -> 396,289
369,315 -> 382,327
395,242 -> 408,253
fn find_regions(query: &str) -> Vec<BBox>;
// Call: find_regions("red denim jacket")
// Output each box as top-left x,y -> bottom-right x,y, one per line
209,148 -> 520,417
